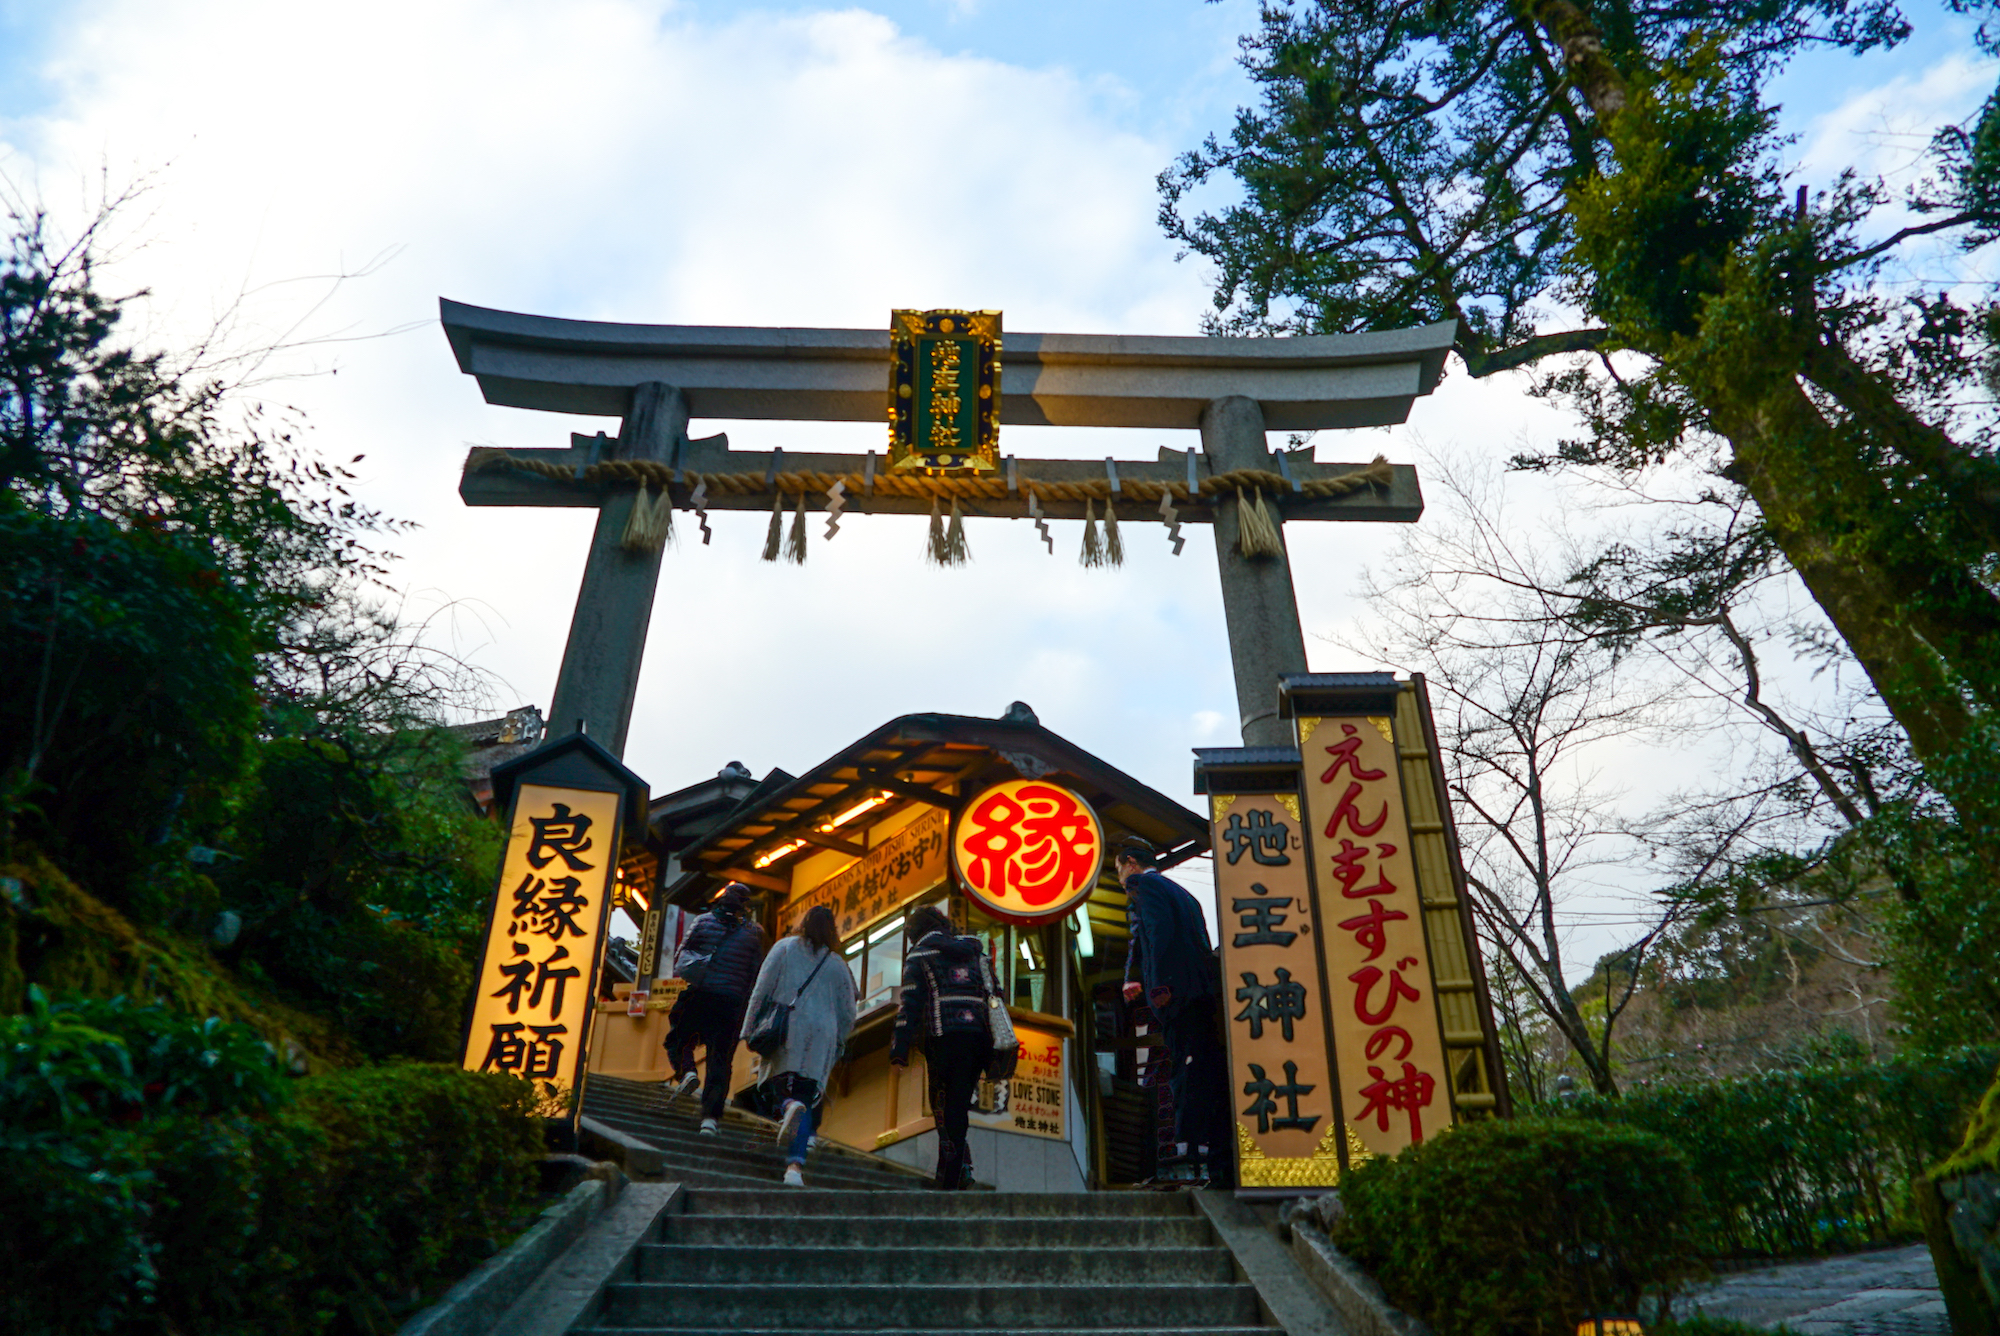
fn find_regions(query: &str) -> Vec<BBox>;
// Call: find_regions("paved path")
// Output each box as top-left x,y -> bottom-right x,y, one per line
1680,1244 -> 1947,1336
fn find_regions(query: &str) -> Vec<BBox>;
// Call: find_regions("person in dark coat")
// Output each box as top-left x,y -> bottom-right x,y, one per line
1119,836 -> 1228,1182
889,905 -> 1001,1190
662,882 -> 765,1133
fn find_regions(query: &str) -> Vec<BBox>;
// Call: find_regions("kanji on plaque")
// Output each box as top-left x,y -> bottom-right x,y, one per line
951,779 -> 1104,925
1208,792 -> 1342,1189
461,783 -> 622,1109
1296,717 -> 1453,1158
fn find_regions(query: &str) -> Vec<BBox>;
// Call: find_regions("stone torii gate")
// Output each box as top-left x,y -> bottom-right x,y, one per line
443,300 -> 1454,754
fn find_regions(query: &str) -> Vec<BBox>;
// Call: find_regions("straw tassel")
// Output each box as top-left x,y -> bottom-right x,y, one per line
785,491 -> 808,564
944,497 -> 969,565
761,492 -> 783,562
926,496 -> 947,566
619,482 -> 673,553
1080,498 -> 1104,568
1236,486 -> 1284,559
1103,501 -> 1124,567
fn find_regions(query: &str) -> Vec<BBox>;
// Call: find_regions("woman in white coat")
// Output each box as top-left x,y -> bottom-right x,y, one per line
741,905 -> 858,1186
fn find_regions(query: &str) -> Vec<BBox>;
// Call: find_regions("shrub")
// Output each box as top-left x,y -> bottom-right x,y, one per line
1554,1047 -> 1999,1257
0,991 -> 542,1335
1332,1118 -> 1703,1336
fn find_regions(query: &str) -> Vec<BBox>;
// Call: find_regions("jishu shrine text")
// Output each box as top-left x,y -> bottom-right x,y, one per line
1208,792 -> 1342,1187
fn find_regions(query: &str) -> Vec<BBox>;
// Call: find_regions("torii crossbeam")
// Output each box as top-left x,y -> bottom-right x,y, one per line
443,300 -> 1455,755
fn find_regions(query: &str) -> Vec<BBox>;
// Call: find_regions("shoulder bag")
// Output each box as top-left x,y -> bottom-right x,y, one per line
746,945 -> 834,1058
979,952 -> 1019,1082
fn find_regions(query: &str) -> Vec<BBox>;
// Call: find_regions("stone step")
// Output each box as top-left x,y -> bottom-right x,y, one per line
594,1281 -> 1267,1330
584,1106 -> 904,1175
574,1329 -> 1278,1336
633,1243 -> 1238,1286
574,1329 -> 1278,1335
583,1090 -> 930,1186
680,1188 -> 1196,1218
640,1148 -> 912,1193
657,1212 -> 1218,1250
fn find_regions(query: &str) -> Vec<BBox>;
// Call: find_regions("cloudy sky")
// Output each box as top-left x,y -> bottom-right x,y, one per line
2,0 -> 1988,957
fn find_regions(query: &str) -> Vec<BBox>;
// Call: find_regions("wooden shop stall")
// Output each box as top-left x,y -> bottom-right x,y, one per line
590,703 -> 1209,1192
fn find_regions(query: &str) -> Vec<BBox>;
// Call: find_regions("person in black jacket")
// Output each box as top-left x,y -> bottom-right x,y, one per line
889,906 -> 999,1190
1119,836 -> 1228,1183
662,882 -> 765,1133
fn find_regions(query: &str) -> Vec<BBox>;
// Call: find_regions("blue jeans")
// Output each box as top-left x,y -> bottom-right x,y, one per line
771,1072 -> 823,1165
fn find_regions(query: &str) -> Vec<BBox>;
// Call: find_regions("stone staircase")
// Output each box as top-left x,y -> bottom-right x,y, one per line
579,1074 -> 935,1191
570,1187 -> 1283,1335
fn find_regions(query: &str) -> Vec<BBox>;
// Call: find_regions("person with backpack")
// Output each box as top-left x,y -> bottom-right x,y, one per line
662,882 -> 765,1134
740,904 -> 857,1187
889,905 -> 1005,1190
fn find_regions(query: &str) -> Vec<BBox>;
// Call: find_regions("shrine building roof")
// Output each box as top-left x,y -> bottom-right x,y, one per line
665,704 -> 1208,910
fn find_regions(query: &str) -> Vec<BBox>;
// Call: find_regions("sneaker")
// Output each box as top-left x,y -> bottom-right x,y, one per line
662,1071 -> 699,1102
776,1099 -> 808,1150
782,1164 -> 805,1188
699,1118 -> 719,1136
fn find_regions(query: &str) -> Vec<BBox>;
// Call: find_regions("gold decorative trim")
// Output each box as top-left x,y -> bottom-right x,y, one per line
1275,793 -> 1301,823
1368,716 -> 1395,745
1298,716 -> 1322,746
1210,794 -> 1239,823
1233,1119 -> 1364,1188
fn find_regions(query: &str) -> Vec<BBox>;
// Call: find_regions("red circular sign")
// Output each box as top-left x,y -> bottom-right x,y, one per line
951,779 -> 1105,925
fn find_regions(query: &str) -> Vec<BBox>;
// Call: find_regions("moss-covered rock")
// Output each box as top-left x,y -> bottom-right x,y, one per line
1,851 -> 356,1067
1922,1064 -> 2000,1334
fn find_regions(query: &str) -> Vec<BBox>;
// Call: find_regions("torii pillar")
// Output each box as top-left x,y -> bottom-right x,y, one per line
442,301 -> 1454,756
1205,395 -> 1307,747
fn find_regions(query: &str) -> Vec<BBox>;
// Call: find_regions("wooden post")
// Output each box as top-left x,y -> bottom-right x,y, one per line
546,382 -> 687,758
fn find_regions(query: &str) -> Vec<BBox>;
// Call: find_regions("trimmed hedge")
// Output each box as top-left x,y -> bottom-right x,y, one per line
1332,1118 -> 1703,1336
0,990 -> 543,1334
1553,1047 -> 2000,1258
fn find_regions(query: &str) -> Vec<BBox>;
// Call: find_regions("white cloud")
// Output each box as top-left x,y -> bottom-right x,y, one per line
0,0 -> 1585,870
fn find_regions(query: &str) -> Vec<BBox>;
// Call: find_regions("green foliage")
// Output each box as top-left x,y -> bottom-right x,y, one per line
0,991 -> 541,1335
1555,1047 -> 2000,1257
0,205 -> 502,1060
1,208 -> 399,909
3,984 -> 289,1128
213,732 -> 501,1062
1655,1317 -> 1794,1336
1332,1118 -> 1703,1336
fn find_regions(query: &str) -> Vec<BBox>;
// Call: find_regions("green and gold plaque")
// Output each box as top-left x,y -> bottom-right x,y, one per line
888,309 -> 1001,473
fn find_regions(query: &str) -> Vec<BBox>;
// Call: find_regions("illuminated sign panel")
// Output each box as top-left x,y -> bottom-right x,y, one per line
970,1021 -> 1067,1142
1209,792 -> 1347,1189
1295,715 -> 1454,1159
461,783 -> 622,1109
783,805 -> 951,941
951,779 -> 1104,925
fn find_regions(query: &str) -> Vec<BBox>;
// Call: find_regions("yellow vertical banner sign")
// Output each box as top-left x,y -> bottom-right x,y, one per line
461,783 -> 624,1111
1295,714 -> 1455,1159
1209,791 -> 1348,1189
